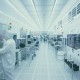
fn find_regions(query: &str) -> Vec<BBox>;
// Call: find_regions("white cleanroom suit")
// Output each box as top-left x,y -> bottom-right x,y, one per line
0,30 -> 16,80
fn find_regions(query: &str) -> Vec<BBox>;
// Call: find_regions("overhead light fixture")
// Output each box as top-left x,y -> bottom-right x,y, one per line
4,0 -> 39,30
0,11 -> 36,30
31,0 -> 43,30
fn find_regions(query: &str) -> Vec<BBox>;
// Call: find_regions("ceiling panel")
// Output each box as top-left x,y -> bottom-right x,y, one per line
25,6 -> 35,11
36,6 -> 44,11
21,0 -> 41,27
33,0 -> 47,5
53,4 -> 65,11
21,0 -> 33,5
46,0 -> 56,5
20,0 -> 69,31
33,0 -> 55,5
44,6 -> 53,11
56,0 -> 68,4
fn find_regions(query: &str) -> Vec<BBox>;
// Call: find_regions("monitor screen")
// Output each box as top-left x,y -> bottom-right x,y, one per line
20,43 -> 25,48
34,38 -> 36,41
28,35 -> 31,38
67,34 -> 80,49
28,41 -> 31,44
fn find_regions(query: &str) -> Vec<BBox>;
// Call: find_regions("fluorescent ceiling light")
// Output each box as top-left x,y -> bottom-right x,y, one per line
31,0 -> 42,29
4,0 -> 39,30
0,11 -> 38,31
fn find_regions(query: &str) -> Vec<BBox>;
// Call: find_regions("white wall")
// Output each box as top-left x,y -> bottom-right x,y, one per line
51,0 -> 80,65
50,0 -> 80,35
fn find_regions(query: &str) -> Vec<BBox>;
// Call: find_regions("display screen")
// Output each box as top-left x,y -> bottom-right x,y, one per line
67,34 -> 80,49
20,43 -> 25,48
28,35 -> 31,38
34,38 -> 36,41
28,41 -> 31,44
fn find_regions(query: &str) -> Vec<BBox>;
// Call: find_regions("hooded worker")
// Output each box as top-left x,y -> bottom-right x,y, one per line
0,30 -> 16,80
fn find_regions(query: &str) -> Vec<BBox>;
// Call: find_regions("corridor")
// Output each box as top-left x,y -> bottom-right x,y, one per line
14,42 -> 80,80
0,0 -> 80,80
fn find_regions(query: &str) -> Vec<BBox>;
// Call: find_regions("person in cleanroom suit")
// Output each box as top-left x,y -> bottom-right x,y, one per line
0,30 -> 16,80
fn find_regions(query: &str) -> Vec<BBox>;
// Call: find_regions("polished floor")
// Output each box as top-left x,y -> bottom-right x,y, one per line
14,42 -> 80,80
